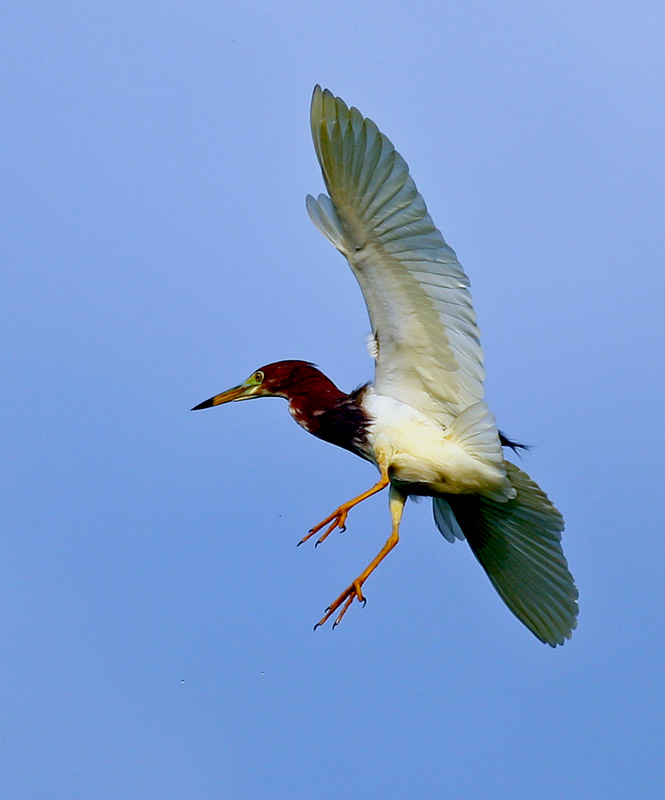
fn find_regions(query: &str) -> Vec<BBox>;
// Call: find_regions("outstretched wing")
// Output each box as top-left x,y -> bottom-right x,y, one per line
307,86 -> 484,426
435,462 -> 578,646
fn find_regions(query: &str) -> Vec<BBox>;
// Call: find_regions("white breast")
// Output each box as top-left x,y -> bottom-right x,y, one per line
362,390 -> 511,498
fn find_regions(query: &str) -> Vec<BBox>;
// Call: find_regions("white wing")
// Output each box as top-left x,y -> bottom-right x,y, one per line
307,86 -> 485,426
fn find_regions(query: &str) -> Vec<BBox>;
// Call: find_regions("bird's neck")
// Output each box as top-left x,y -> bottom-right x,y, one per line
284,369 -> 370,456
285,371 -> 348,433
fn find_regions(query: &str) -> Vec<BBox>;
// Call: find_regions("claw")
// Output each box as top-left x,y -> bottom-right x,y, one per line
297,527 -> 315,547
312,603 -> 333,630
300,514 -> 344,548
313,580 -> 366,629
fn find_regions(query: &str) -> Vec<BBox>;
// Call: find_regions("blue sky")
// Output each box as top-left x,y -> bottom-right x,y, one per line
3,2 -> 665,797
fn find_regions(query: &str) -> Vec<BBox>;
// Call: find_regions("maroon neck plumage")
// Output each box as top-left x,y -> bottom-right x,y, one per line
259,360 -> 370,456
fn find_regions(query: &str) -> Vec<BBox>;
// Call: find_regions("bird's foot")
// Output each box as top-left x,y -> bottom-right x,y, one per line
297,475 -> 391,548
297,506 -> 350,548
313,579 -> 366,629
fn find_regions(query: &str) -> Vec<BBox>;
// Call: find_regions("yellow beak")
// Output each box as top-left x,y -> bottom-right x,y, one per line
191,384 -> 255,410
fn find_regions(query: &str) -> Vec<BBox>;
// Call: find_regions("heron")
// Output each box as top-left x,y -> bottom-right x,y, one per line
193,86 -> 578,646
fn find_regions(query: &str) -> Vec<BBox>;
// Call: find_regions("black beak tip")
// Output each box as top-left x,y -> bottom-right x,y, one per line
191,398 -> 214,411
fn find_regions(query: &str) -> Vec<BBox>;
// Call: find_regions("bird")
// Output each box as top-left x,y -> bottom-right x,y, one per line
192,86 -> 578,646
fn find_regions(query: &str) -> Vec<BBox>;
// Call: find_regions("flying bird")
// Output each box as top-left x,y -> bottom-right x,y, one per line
193,86 -> 578,646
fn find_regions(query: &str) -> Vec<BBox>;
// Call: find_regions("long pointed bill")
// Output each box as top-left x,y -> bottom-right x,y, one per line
191,385 -> 250,411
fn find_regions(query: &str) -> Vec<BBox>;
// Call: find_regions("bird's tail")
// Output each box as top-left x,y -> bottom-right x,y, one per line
433,461 -> 578,646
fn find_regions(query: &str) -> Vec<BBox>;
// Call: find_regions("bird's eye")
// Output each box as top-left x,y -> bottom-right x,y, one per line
254,371 -> 264,383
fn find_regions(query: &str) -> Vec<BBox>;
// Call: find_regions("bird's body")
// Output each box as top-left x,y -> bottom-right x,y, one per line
269,364 -> 508,495
364,389 -> 513,498
193,87 -> 578,645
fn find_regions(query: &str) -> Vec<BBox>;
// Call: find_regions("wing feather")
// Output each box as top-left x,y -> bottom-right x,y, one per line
307,86 -> 484,423
436,463 -> 578,646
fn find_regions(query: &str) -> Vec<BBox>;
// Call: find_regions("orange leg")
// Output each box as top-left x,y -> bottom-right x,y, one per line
298,470 -> 390,548
314,486 -> 406,629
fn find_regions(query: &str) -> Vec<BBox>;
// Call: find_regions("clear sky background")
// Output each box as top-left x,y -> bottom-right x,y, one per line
3,2 -> 665,798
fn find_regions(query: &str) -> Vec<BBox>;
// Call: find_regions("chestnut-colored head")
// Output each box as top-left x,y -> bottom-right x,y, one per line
191,360 -> 342,410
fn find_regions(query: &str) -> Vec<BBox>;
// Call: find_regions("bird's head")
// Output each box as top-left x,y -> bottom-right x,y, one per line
191,360 -> 324,410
